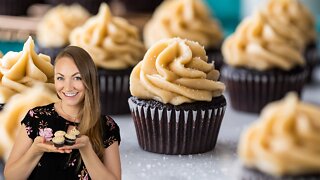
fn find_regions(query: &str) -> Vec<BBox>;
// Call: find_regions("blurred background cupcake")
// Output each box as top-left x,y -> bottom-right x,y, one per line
242,0 -> 320,83
143,0 -> 224,70
0,36 -> 55,103
128,38 -> 226,155
0,0 -> 43,16
221,11 -> 307,113
238,93 -> 320,179
262,0 -> 318,83
36,4 -> 90,63
70,3 -> 145,115
44,0 -> 110,14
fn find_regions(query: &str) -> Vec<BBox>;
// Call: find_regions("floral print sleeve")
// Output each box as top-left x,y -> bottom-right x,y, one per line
102,116 -> 121,148
21,109 -> 38,140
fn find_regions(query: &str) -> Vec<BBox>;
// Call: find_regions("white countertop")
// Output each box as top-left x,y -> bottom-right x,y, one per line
115,66 -> 320,180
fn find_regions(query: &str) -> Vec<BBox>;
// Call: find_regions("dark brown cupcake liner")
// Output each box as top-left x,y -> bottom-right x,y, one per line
241,166 -> 320,180
0,0 -> 37,16
119,0 -> 163,13
304,43 -> 319,82
35,44 -> 66,64
207,47 -> 224,71
98,67 -> 132,115
128,96 -> 226,155
221,65 -> 307,113
44,0 -> 111,14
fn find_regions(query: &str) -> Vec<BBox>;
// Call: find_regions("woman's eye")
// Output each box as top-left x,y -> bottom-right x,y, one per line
74,77 -> 82,81
56,77 -> 63,81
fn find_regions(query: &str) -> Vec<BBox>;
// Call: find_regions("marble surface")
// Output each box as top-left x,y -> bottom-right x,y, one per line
115,66 -> 320,180
0,67 -> 319,180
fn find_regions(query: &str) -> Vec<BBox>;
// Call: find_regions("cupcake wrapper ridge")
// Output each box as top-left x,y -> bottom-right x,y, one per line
99,68 -> 132,115
221,65 -> 307,113
128,97 -> 226,155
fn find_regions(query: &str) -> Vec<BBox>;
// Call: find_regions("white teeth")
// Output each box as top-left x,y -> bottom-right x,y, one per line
64,92 -> 77,97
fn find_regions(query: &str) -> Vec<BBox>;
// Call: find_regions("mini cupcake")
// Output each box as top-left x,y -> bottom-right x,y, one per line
262,0 -> 319,82
128,38 -> 226,155
52,136 -> 65,148
54,130 -> 66,137
238,93 -> 320,179
69,128 -> 80,138
70,3 -> 145,115
44,0 -> 110,14
64,133 -> 76,146
36,4 -> 90,63
221,12 -> 307,113
144,0 -> 224,70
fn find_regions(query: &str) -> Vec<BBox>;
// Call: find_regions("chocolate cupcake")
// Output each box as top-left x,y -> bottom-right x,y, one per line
129,38 -> 226,155
70,3 -> 145,115
44,0 -> 110,14
222,12 -> 307,113
36,4 -> 90,63
52,136 -> 65,147
261,0 -> 319,82
143,0 -> 224,70
238,93 -> 320,179
64,134 -> 76,146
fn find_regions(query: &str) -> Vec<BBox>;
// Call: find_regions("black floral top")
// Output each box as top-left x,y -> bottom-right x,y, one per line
21,103 -> 121,180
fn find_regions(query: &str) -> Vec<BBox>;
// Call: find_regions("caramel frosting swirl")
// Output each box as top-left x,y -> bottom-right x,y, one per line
222,12 -> 304,71
262,0 -> 316,47
70,3 -> 145,69
37,4 -> 90,47
143,0 -> 223,49
239,93 -> 320,176
130,38 -> 225,105
0,36 -> 54,103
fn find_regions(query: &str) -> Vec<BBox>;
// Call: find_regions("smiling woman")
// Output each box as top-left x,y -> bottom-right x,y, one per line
4,46 -> 122,180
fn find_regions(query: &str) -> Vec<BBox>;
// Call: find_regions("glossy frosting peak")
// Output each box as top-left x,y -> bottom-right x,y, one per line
0,36 -> 54,103
130,38 -> 225,105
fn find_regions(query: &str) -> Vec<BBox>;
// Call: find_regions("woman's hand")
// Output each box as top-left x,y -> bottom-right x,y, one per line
59,135 -> 91,151
31,136 -> 72,155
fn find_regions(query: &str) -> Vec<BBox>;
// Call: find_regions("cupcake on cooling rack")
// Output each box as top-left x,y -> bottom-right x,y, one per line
70,3 -> 145,115
128,38 -> 226,155
143,0 -> 224,70
238,93 -> 320,180
44,0 -> 110,14
261,0 -> 319,82
36,4 -> 90,63
221,11 -> 307,113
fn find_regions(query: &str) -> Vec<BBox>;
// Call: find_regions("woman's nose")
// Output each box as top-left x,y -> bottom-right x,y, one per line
64,79 -> 73,91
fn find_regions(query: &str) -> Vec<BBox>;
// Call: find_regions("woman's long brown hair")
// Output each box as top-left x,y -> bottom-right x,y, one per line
55,46 -> 104,162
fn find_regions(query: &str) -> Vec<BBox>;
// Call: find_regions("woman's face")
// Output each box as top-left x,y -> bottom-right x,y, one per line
54,56 -> 85,107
